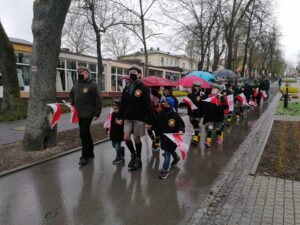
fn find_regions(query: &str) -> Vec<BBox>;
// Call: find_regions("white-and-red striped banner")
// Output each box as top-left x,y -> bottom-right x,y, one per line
164,133 -> 189,160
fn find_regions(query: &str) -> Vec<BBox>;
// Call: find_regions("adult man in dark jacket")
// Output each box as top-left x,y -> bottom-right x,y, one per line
120,66 -> 153,171
70,66 -> 102,166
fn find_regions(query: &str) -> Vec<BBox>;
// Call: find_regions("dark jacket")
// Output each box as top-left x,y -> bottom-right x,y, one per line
120,80 -> 153,124
70,78 -> 102,119
155,110 -> 185,151
110,111 -> 124,142
186,91 -> 207,118
203,96 -> 228,124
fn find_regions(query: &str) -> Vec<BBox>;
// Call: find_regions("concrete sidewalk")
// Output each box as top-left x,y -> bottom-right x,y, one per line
0,107 -> 111,145
186,92 -> 300,225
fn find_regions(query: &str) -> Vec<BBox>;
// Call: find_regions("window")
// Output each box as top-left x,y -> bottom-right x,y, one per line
67,60 -> 76,70
111,66 -> 126,92
66,70 -> 77,91
161,57 -> 164,66
15,52 -> 30,64
78,61 -> 87,68
57,59 -> 65,69
149,69 -> 163,77
56,70 -> 66,91
17,65 -> 30,90
89,63 -> 96,72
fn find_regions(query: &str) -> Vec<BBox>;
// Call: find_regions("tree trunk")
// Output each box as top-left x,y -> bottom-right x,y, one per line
225,39 -> 233,70
139,0 -> 149,76
0,22 -> 23,116
96,32 -> 103,91
23,0 -> 71,151
242,0 -> 255,77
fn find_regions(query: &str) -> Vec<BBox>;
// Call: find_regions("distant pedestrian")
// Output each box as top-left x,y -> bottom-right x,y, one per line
109,100 -> 125,164
264,78 -> 270,99
155,97 -> 185,179
120,66 -> 153,171
278,78 -> 282,90
70,66 -> 102,166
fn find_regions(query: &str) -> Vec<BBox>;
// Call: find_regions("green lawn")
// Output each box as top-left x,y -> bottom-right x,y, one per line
276,101 -> 300,116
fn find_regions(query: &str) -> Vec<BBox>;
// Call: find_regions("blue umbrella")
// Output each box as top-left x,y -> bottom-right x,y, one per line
186,71 -> 216,82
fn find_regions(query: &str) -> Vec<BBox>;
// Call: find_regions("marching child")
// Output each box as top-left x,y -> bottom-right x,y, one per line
110,101 -> 125,164
155,97 -> 185,179
203,86 -> 228,147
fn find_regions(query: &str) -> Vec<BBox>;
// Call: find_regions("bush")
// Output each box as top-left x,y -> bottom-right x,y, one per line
282,78 -> 296,83
281,85 -> 299,93
172,90 -> 188,97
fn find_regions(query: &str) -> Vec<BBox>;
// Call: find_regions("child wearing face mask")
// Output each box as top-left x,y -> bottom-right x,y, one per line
185,81 -> 207,145
109,100 -> 125,164
155,97 -> 185,179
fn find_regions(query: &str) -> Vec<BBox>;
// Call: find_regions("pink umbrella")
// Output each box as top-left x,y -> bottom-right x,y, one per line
121,75 -> 130,80
177,76 -> 211,88
140,76 -> 176,87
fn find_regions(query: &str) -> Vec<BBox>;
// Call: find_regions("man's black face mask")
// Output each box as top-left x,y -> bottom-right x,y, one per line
129,73 -> 138,81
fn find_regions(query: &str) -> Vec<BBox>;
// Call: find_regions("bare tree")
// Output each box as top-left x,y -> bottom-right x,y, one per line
112,0 -> 161,75
23,0 -> 71,151
220,0 -> 255,70
102,26 -> 133,59
0,21 -> 23,117
62,4 -> 94,54
162,0 -> 222,70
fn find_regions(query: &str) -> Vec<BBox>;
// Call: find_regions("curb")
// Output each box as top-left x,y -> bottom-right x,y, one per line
0,138 -> 109,178
187,91 -> 280,225
249,96 -> 280,175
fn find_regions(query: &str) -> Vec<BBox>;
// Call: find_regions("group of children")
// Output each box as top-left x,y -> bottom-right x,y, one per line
107,78 -> 270,179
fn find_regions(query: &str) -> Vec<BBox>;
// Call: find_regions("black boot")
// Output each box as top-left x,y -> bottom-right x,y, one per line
121,146 -> 125,158
128,154 -> 136,168
129,158 -> 142,171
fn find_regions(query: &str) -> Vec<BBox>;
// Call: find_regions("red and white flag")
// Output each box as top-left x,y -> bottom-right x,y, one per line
235,93 -> 249,106
253,87 -> 259,97
182,96 -> 198,110
224,94 -> 234,114
261,90 -> 268,99
64,103 -> 79,123
203,96 -> 221,106
164,133 -> 189,160
249,99 -> 257,107
47,103 -> 61,129
103,108 -> 113,129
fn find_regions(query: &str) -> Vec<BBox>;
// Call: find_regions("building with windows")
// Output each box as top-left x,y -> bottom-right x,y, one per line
0,38 -> 182,98
119,47 -> 198,71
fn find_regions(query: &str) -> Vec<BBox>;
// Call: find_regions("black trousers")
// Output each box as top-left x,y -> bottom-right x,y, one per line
79,118 -> 94,159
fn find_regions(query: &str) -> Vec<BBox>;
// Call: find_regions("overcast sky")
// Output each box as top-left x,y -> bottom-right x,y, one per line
0,0 -> 300,65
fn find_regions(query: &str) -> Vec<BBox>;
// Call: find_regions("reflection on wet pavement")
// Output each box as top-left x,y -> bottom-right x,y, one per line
0,100 -> 271,225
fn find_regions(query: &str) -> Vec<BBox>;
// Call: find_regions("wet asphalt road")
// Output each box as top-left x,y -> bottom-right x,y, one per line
0,100 -> 271,225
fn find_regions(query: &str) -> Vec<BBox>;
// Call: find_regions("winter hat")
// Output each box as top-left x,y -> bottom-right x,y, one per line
77,66 -> 90,74
128,66 -> 142,74
162,97 -> 175,108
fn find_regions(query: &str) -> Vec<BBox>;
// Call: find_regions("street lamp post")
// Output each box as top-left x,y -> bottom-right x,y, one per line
284,82 -> 289,108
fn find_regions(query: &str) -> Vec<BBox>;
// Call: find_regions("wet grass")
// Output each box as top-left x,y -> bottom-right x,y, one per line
276,101 -> 300,116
